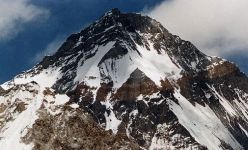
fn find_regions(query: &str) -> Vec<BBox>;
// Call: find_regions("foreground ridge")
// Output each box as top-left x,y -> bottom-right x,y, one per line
0,8 -> 248,150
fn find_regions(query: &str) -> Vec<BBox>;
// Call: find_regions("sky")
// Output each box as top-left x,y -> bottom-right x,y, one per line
0,0 -> 247,84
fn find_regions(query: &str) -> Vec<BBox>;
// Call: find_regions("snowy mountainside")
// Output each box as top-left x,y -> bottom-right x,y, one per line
1,8 -> 248,150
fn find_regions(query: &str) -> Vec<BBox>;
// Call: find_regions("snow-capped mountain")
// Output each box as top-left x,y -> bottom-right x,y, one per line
1,8 -> 248,150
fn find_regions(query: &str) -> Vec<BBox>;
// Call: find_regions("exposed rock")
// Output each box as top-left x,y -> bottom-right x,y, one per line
207,61 -> 238,79
96,82 -> 113,101
0,86 -> 6,95
113,69 -> 159,101
22,106 -> 140,150
0,103 -> 7,114
43,88 -> 56,98
14,101 -> 26,113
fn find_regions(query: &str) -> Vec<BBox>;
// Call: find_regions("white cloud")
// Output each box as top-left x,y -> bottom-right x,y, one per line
32,36 -> 65,63
0,0 -> 49,41
148,0 -> 248,57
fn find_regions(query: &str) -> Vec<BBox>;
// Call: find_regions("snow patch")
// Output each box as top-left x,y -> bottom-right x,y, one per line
74,42 -> 115,87
0,87 -> 43,150
1,67 -> 61,90
239,124 -> 248,137
169,90 -> 242,150
209,85 -> 237,116
101,100 -> 121,134
70,104 -> 79,109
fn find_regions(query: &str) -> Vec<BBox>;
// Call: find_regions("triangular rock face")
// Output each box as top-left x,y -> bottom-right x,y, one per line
1,8 -> 248,150
113,68 -> 159,101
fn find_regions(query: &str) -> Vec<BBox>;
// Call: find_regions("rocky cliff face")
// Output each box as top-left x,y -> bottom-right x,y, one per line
1,8 -> 248,150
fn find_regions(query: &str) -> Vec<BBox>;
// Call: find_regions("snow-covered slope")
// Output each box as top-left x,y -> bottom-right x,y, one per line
1,8 -> 248,150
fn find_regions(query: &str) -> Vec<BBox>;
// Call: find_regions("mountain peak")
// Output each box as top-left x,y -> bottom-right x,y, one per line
98,8 -> 163,33
36,9 -> 213,92
104,8 -> 121,17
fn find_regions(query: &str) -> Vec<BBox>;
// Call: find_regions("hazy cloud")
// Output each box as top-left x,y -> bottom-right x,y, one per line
32,36 -> 65,63
0,0 -> 49,41
148,0 -> 248,57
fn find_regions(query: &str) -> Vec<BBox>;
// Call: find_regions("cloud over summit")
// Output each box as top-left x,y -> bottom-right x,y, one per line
149,0 -> 248,57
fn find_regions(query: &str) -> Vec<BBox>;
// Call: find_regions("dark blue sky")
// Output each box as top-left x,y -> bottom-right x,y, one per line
0,0 -> 247,84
